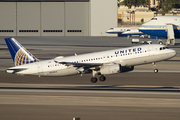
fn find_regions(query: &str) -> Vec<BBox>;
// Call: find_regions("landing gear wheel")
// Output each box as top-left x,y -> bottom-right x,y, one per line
99,75 -> 106,82
154,69 -> 158,73
91,77 -> 97,83
152,62 -> 158,73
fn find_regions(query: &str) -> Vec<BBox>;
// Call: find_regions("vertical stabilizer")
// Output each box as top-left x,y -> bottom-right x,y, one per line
5,37 -> 39,66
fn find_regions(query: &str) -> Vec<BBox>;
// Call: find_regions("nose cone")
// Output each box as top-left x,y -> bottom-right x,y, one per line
139,21 -> 150,28
106,30 -> 111,33
138,24 -> 146,33
106,30 -> 113,34
171,49 -> 177,57
168,49 -> 177,60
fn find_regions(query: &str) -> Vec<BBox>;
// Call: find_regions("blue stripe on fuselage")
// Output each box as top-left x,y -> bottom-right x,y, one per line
139,29 -> 180,38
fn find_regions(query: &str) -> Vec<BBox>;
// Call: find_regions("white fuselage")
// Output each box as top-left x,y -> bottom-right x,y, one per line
139,16 -> 180,38
8,44 -> 176,76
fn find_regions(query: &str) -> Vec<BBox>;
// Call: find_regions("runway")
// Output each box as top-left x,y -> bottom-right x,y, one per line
0,87 -> 180,120
1,72 -> 180,120
0,36 -> 180,120
1,71 -> 180,86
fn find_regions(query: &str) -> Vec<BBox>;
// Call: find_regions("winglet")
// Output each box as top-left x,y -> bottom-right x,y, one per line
5,37 -> 39,66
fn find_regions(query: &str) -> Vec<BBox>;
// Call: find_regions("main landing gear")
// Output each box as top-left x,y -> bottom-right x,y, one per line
91,75 -> 106,83
91,70 -> 106,83
99,75 -> 106,82
91,77 -> 97,83
153,62 -> 158,73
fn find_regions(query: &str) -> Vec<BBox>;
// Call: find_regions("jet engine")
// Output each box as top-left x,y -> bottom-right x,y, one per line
100,64 -> 121,75
99,64 -> 134,75
121,66 -> 134,72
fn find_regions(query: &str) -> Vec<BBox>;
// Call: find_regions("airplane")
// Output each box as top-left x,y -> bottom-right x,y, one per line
106,27 -> 145,37
139,15 -> 180,45
5,37 -> 176,83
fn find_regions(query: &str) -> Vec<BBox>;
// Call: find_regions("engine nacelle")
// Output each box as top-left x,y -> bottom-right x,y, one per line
100,64 -> 121,75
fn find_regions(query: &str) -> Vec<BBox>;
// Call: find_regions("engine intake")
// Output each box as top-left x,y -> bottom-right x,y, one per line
121,66 -> 134,72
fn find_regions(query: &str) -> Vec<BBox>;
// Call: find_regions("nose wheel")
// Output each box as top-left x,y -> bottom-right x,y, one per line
153,62 -> 158,73
154,69 -> 158,73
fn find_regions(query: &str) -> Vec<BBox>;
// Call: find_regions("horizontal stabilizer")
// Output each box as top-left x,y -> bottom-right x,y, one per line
6,68 -> 28,74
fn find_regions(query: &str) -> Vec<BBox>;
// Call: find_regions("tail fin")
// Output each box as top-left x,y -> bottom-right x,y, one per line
5,37 -> 39,66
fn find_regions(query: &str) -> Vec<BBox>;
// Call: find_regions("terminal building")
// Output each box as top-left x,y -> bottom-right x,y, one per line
0,0 -> 117,36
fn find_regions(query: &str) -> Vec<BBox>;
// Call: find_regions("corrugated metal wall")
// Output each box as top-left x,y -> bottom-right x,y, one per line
17,2 -> 40,36
0,2 -> 89,36
41,2 -> 65,36
0,2 -> 16,36
90,0 -> 117,36
65,2 -> 89,36
0,0 -> 117,36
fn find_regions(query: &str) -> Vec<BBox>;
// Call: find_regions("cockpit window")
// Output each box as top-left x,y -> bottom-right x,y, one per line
160,47 -> 168,50
110,28 -> 114,30
151,18 -> 157,20
127,29 -> 130,31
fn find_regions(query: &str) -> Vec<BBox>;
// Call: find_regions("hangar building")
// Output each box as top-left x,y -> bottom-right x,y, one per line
0,0 -> 117,36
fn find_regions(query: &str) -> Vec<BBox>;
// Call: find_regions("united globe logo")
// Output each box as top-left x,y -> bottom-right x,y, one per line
14,47 -> 39,66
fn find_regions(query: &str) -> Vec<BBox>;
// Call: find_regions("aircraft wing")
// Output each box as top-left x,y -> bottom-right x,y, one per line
59,61 -> 103,69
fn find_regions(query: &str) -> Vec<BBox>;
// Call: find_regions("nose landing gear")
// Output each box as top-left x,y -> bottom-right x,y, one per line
152,62 -> 158,73
154,69 -> 158,73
